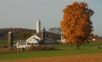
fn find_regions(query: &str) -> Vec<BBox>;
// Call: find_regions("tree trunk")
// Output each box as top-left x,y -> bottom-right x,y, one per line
77,44 -> 80,49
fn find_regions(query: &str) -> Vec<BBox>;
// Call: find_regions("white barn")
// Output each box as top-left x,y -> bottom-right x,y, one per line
26,34 -> 41,44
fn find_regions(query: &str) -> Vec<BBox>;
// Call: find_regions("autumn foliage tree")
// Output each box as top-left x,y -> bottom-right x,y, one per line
60,2 -> 94,49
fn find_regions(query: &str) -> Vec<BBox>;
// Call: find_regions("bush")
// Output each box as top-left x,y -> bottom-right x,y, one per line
28,45 -> 55,51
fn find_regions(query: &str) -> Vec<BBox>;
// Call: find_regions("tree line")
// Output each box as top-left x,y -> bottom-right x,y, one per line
0,28 -> 61,41
0,28 -> 35,40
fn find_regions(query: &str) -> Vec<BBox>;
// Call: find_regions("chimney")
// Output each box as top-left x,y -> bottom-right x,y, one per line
41,28 -> 45,44
36,20 -> 41,34
8,31 -> 13,48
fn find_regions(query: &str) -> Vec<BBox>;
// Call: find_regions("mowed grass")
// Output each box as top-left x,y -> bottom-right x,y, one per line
0,40 -> 102,60
0,40 -> 16,46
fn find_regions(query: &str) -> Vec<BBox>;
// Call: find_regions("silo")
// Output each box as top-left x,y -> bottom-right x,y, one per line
36,20 -> 41,34
8,31 -> 13,48
41,28 -> 45,44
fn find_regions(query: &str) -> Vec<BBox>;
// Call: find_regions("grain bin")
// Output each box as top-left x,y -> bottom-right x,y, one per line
8,31 -> 13,48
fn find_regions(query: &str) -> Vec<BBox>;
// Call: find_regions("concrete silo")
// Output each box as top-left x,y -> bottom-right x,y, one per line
36,20 -> 41,34
8,31 -> 13,48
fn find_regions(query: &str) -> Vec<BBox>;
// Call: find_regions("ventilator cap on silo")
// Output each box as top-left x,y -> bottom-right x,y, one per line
41,27 -> 45,32
9,31 -> 11,33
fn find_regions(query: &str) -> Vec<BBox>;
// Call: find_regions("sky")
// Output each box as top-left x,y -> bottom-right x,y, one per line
0,0 -> 102,36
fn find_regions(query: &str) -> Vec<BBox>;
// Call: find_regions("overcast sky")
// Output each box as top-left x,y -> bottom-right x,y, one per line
0,0 -> 102,36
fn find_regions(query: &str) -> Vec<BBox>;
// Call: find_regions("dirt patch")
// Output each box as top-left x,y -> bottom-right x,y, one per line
0,53 -> 102,62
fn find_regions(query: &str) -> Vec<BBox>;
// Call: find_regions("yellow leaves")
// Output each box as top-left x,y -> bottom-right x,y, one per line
60,1 -> 94,45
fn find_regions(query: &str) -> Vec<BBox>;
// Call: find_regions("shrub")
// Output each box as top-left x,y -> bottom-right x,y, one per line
28,45 -> 55,51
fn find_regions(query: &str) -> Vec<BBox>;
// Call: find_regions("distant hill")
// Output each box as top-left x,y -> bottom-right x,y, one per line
0,28 -> 36,40
0,28 -> 61,40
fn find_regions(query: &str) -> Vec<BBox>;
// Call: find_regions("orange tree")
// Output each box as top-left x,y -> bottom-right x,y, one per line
60,2 -> 94,49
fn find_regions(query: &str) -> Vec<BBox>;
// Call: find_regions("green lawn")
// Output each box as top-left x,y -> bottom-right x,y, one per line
0,41 -> 102,60
0,48 -> 102,60
0,40 -> 8,46
0,40 -> 16,46
55,42 -> 102,49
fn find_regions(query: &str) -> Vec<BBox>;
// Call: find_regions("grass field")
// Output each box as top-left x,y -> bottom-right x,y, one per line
0,40 -> 8,46
0,40 -> 102,60
0,40 -> 16,46
1,53 -> 102,62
